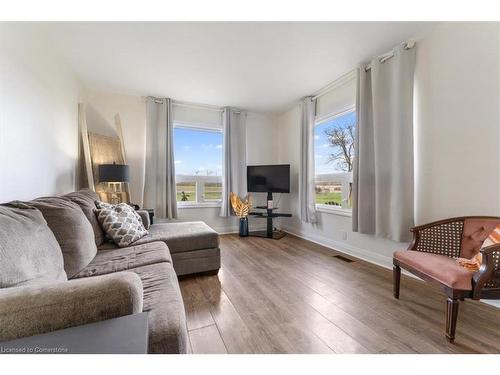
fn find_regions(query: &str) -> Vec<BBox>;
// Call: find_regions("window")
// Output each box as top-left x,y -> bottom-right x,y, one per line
314,110 -> 355,212
173,126 -> 223,206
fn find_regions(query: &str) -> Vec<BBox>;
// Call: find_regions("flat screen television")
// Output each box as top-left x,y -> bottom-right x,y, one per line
247,164 -> 290,193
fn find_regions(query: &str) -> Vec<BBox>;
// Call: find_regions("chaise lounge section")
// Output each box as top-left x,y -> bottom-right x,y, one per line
134,221 -> 220,277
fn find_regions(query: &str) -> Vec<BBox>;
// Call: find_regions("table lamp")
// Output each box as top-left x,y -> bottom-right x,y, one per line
98,163 -> 130,204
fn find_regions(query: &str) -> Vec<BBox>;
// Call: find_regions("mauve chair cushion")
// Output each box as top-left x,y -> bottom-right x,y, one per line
394,250 -> 475,290
64,189 -> 105,246
0,204 -> 67,288
28,197 -> 98,278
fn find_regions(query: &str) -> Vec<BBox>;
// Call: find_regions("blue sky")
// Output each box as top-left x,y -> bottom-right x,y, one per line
314,111 -> 356,174
173,127 -> 223,176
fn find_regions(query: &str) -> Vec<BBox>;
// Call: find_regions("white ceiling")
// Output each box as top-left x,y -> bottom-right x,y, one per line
44,22 -> 436,113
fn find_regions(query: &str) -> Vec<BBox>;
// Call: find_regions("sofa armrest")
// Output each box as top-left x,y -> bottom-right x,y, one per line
0,272 -> 143,342
137,210 -> 151,229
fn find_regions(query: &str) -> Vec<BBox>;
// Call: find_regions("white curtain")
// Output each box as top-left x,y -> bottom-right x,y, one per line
352,43 -> 416,242
143,97 -> 178,219
220,107 -> 247,217
299,97 -> 317,224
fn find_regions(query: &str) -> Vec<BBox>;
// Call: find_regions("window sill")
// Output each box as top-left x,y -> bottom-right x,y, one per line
316,205 -> 352,217
177,202 -> 221,209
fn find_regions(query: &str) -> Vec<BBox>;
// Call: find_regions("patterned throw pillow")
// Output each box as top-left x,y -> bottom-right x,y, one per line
95,202 -> 148,247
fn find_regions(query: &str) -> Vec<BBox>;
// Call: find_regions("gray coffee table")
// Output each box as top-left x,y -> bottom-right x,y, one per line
0,312 -> 148,354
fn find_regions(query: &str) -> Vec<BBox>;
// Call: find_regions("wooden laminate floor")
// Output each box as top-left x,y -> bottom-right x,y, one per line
179,234 -> 500,354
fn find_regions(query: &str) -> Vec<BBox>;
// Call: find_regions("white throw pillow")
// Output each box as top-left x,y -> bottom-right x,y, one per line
95,202 -> 148,247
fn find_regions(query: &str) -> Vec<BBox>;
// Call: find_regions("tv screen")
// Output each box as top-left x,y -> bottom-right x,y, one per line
247,164 -> 290,193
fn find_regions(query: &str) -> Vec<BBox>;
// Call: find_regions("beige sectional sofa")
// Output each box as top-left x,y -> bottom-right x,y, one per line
0,189 -> 220,354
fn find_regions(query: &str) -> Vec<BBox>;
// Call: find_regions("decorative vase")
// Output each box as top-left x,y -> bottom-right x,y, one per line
239,217 -> 249,237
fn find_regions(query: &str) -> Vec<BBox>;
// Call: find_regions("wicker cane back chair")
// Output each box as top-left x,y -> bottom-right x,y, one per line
393,216 -> 500,342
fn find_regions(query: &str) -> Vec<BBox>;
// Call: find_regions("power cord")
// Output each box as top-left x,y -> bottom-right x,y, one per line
275,193 -> 282,209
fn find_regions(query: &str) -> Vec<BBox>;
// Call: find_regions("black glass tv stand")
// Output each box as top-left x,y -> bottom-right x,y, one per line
248,192 -> 292,239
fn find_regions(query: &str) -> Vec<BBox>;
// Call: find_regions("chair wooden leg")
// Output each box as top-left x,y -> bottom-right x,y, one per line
445,297 -> 460,343
393,265 -> 401,299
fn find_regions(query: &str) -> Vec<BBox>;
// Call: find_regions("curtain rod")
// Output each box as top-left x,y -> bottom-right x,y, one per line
311,69 -> 356,101
173,100 -> 224,112
310,40 -> 416,101
173,100 -> 242,114
146,97 -> 242,114
364,40 -> 416,72
145,96 -> 165,104
145,96 -> 223,111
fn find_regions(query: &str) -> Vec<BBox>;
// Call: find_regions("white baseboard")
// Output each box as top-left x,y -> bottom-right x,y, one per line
280,224 -> 395,271
216,228 -> 238,235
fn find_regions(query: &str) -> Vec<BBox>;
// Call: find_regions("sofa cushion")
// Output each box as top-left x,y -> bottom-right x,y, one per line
134,221 -> 219,254
96,202 -> 148,247
64,189 -> 105,246
97,241 -> 120,251
28,197 -> 98,278
72,241 -> 171,279
129,262 -> 188,354
394,250 -> 475,290
0,205 -> 67,288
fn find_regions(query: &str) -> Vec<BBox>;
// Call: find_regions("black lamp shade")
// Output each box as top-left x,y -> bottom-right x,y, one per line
98,164 -> 130,183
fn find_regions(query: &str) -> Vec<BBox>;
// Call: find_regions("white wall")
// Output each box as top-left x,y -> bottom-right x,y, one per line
246,112 -> 280,166
0,23 -> 83,202
276,22 -> 500,269
415,22 -> 500,223
83,90 -> 280,232
416,22 -> 500,309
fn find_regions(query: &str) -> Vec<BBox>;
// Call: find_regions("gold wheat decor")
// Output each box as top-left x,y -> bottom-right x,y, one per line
230,192 -> 252,218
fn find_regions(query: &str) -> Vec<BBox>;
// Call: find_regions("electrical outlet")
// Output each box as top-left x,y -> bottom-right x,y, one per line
341,231 -> 348,241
